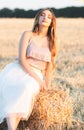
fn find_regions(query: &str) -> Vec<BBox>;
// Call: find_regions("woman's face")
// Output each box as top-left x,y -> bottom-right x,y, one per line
38,10 -> 52,28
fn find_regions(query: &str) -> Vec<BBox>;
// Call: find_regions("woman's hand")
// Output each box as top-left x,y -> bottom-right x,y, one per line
37,79 -> 48,91
43,80 -> 48,91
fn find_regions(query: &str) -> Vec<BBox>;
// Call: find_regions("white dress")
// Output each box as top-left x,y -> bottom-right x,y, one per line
0,60 -> 43,123
0,39 -> 51,123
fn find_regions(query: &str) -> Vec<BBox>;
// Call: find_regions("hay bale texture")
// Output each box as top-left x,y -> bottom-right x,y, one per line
1,89 -> 84,130
25,89 -> 73,130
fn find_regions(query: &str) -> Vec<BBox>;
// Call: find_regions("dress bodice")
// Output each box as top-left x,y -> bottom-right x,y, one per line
26,39 -> 51,62
26,39 -> 51,70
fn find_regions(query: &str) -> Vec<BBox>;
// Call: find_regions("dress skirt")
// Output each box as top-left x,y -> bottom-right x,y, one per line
0,60 -> 43,123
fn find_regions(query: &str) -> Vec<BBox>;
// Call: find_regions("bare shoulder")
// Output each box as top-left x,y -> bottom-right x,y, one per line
19,31 -> 33,48
22,31 -> 32,40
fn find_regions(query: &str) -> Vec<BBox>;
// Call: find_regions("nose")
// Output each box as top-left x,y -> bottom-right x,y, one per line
43,15 -> 48,20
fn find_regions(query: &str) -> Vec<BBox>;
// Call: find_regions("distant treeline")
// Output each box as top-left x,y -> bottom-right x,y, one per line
0,7 -> 84,18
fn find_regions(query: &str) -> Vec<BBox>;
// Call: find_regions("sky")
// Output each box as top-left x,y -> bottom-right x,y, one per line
0,0 -> 84,10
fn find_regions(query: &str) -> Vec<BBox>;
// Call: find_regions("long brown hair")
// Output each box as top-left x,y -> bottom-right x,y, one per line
32,8 -> 56,69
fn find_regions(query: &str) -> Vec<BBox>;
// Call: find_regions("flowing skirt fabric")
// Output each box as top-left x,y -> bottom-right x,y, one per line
0,61 -> 43,123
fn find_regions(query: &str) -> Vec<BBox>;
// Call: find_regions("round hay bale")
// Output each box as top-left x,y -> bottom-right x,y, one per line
26,89 -> 73,130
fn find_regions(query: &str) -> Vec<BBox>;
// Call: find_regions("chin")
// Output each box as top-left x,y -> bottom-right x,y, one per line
41,23 -> 49,27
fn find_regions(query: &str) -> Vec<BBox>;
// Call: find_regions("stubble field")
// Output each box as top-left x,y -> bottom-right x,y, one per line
0,18 -> 84,126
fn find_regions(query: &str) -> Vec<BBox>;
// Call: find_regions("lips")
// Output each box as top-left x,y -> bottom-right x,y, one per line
42,20 -> 47,23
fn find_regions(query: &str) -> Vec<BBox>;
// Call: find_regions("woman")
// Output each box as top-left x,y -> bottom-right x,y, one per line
0,8 -> 56,130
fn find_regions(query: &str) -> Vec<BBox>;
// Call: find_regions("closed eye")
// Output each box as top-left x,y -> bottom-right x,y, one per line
41,13 -> 52,19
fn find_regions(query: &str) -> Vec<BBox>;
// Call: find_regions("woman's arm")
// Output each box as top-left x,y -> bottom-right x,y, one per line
18,31 -> 44,90
44,62 -> 53,90
44,40 -> 60,90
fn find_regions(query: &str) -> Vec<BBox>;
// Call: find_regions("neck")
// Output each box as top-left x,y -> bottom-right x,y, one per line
38,26 -> 48,37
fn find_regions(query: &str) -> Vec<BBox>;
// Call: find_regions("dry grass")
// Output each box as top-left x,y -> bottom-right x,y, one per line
0,18 -> 84,129
26,89 -> 73,130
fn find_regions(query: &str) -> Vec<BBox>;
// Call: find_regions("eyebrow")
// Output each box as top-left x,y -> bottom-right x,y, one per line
42,12 -> 52,17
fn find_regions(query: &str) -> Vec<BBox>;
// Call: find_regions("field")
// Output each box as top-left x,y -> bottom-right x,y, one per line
0,18 -> 84,128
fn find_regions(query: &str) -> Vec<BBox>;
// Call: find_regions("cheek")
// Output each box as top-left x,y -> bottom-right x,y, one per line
48,20 -> 52,26
39,17 -> 43,24
49,20 -> 52,25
